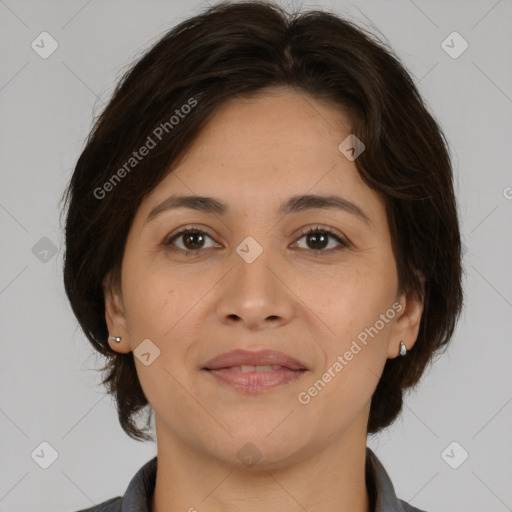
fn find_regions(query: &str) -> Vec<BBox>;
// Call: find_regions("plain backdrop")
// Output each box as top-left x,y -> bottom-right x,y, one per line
1,1 -> 511,511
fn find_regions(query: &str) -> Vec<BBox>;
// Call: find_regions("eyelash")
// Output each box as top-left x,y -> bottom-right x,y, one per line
163,225 -> 349,255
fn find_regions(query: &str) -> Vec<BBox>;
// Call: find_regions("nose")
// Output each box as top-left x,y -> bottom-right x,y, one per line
216,244 -> 295,331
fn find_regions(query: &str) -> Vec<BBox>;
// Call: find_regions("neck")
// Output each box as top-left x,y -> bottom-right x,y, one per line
150,422 -> 371,512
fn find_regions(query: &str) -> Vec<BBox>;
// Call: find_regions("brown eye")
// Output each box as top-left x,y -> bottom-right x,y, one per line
164,228 -> 218,252
294,226 -> 348,252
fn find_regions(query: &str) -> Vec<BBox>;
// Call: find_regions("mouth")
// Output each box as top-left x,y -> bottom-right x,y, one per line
202,349 -> 308,393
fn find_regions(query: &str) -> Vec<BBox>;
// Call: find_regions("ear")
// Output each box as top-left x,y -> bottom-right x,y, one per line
103,270 -> 132,354
387,273 -> 425,359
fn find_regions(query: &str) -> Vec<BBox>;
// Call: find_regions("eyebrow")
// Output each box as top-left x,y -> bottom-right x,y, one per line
144,193 -> 372,227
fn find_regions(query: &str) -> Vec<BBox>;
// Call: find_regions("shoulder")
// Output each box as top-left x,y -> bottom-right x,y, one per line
366,447 -> 430,512
73,496 -> 122,512
398,498 -> 428,512
72,455 -> 157,512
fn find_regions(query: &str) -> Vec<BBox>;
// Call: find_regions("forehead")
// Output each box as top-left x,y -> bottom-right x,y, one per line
190,87 -> 354,170
135,88 -> 384,226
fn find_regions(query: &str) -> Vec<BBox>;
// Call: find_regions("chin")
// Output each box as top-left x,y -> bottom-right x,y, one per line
214,429 -> 311,471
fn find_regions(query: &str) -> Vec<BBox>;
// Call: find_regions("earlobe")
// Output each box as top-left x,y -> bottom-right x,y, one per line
387,279 -> 425,359
103,271 -> 132,354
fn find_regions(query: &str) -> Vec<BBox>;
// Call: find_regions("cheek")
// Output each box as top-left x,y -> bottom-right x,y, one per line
121,254 -> 192,341
294,255 -> 398,346
314,259 -> 397,405
293,255 -> 396,415
297,294 -> 393,432
123,279 -> 172,340
121,271 -> 197,407
121,263 -> 207,391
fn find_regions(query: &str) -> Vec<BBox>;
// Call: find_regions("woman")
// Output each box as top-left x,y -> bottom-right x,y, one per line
62,1 -> 463,511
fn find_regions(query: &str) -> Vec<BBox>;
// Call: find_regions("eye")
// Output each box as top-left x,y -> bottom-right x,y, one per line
164,227 -> 219,253
293,225 -> 349,253
163,225 -> 349,255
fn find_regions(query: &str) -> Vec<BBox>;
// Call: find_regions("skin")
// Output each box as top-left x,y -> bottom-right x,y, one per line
103,86 -> 424,512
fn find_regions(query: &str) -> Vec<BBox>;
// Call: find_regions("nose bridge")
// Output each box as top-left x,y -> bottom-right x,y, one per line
233,236 -> 278,301
235,240 -> 275,292
217,234 -> 293,327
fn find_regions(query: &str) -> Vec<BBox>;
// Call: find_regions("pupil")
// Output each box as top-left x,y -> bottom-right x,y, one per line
180,231 -> 329,251
309,232 -> 327,249
185,232 -> 204,250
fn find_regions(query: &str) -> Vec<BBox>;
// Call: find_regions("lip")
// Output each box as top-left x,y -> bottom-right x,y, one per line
202,349 -> 308,371
202,349 -> 308,393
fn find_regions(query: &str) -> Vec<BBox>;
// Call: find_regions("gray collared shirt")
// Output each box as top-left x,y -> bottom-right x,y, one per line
75,447 -> 426,512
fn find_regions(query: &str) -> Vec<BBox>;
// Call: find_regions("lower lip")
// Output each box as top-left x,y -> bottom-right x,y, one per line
204,368 -> 306,392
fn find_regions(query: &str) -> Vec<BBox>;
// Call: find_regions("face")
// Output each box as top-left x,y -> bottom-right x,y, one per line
104,87 -> 423,469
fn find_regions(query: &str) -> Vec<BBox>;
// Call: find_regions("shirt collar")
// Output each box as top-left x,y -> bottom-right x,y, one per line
119,447 -> 419,512
365,447 -> 422,511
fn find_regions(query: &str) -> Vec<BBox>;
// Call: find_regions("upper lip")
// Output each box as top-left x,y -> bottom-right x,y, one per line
203,349 -> 308,371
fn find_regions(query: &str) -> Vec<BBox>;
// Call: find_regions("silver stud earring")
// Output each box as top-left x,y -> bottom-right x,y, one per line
399,341 -> 407,356
110,336 -> 122,343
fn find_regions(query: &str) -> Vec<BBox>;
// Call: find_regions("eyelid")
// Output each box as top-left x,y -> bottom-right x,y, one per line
163,224 -> 219,247
295,224 -> 350,247
163,224 -> 351,252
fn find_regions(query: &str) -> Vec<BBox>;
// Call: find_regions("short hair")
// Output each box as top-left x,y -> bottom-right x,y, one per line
61,0 -> 463,442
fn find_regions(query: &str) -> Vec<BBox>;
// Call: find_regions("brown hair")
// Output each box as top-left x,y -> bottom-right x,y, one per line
61,0 -> 463,442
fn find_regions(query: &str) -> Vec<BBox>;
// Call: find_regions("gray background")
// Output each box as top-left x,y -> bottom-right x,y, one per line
1,0 -> 511,511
